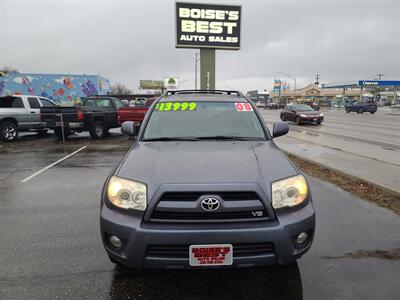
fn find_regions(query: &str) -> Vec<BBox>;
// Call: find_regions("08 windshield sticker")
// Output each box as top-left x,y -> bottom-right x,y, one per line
155,102 -> 197,111
235,102 -> 253,112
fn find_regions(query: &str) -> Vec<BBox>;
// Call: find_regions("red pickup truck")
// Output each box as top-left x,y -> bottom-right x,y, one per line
118,98 -> 155,127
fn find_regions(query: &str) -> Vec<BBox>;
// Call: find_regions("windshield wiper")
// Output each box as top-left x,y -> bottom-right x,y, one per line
196,135 -> 252,141
142,137 -> 199,141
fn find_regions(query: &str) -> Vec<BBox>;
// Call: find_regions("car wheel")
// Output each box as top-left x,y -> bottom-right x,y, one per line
0,122 -> 18,142
370,111 -> 375,114
358,108 -> 363,114
317,121 -> 322,124
281,115 -> 286,121
345,108 -> 350,113
54,128 -> 71,140
89,120 -> 106,139
295,117 -> 301,125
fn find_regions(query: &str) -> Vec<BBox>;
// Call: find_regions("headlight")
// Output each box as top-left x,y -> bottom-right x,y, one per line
319,113 -> 324,117
107,176 -> 147,210
300,114 -> 307,117
272,175 -> 308,209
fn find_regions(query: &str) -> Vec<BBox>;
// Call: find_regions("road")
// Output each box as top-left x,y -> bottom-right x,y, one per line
261,107 -> 400,194
0,148 -> 399,299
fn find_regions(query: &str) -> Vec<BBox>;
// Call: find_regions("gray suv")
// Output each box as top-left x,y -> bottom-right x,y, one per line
100,90 -> 315,269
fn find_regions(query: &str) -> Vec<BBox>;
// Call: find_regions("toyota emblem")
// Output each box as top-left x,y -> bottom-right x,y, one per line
201,197 -> 220,211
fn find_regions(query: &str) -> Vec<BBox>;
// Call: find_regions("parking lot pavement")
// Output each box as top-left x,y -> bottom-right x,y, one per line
261,108 -> 400,195
0,148 -> 399,299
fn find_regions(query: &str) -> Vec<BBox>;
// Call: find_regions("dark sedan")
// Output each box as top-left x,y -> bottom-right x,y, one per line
345,101 -> 377,114
280,104 -> 324,125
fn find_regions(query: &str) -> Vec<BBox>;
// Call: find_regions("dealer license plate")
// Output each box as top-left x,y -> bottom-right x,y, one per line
313,118 -> 318,121
189,244 -> 233,266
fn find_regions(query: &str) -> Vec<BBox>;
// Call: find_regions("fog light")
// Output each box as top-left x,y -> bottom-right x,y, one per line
109,235 -> 122,248
296,232 -> 308,244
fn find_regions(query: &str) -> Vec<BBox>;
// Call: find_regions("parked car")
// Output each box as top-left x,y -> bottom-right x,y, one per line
280,104 -> 324,125
41,96 -> 151,139
100,90 -> 315,270
345,101 -> 377,114
266,103 -> 278,110
0,95 -> 56,142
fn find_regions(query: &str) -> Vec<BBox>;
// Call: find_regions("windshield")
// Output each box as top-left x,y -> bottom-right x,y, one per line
142,101 -> 267,141
293,104 -> 314,111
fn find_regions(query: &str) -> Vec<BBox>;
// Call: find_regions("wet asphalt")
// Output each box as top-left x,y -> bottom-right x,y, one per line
0,147 -> 399,300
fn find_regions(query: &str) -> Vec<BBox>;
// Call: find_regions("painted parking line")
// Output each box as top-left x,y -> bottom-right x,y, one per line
20,146 -> 87,183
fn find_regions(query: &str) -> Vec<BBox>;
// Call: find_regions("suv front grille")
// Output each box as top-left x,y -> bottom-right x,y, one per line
149,191 -> 270,223
146,243 -> 274,259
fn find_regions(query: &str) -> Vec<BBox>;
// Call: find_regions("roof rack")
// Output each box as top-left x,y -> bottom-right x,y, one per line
163,90 -> 244,97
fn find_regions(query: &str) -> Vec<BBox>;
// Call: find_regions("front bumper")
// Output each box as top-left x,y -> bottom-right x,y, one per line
300,116 -> 323,123
100,200 -> 315,269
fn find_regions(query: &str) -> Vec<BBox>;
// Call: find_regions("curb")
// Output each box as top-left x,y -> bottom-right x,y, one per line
284,150 -> 400,198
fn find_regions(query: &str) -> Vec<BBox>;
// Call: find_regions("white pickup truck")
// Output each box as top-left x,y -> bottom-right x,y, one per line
0,95 -> 57,142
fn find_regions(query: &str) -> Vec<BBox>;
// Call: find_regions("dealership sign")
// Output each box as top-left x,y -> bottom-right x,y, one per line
175,2 -> 241,49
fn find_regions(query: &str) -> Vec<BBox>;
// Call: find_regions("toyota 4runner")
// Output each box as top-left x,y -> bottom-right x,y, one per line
100,90 -> 315,269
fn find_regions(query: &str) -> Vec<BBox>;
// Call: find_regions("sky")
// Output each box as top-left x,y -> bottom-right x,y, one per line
1,0 -> 399,92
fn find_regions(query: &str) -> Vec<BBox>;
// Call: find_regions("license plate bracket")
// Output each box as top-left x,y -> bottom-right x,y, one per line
189,244 -> 233,266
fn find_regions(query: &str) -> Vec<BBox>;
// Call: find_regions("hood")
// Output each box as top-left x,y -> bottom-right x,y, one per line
116,141 -> 298,200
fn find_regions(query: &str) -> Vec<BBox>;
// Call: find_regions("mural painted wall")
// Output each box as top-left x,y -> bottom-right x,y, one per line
0,73 -> 111,105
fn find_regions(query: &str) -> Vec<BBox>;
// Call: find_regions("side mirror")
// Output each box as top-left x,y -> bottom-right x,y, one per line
272,121 -> 289,138
121,121 -> 137,137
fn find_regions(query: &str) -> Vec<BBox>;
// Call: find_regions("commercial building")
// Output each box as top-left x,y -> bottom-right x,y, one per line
270,84 -> 360,105
0,72 -> 111,105
270,80 -> 400,106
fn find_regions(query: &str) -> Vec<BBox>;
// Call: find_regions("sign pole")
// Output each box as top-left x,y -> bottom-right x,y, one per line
200,48 -> 215,90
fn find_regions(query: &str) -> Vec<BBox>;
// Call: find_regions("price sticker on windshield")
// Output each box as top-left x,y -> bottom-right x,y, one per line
235,102 -> 253,112
155,102 -> 197,111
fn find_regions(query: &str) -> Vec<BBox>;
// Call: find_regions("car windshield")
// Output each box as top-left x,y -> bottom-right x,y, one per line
142,101 -> 267,141
293,104 -> 314,111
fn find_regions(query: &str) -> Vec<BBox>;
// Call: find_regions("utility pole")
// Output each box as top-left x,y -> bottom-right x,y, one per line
376,73 -> 384,80
315,74 -> 320,85
195,52 -> 199,90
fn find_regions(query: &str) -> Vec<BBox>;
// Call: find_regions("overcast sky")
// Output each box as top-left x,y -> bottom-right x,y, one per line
1,0 -> 399,92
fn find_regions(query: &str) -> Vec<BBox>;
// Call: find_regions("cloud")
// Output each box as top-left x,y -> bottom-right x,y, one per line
1,0 -> 399,93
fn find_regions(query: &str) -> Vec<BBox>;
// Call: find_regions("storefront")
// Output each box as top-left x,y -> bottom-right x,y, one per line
270,84 -> 361,106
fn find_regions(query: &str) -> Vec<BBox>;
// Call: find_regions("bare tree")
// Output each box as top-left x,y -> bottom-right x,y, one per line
0,66 -> 19,75
111,83 -> 132,95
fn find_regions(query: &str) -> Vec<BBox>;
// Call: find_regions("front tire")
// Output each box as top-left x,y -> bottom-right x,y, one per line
295,117 -> 301,125
281,115 -> 286,122
358,108 -> 363,114
89,120 -> 106,139
370,111 -> 375,114
345,108 -> 350,113
0,122 -> 18,142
